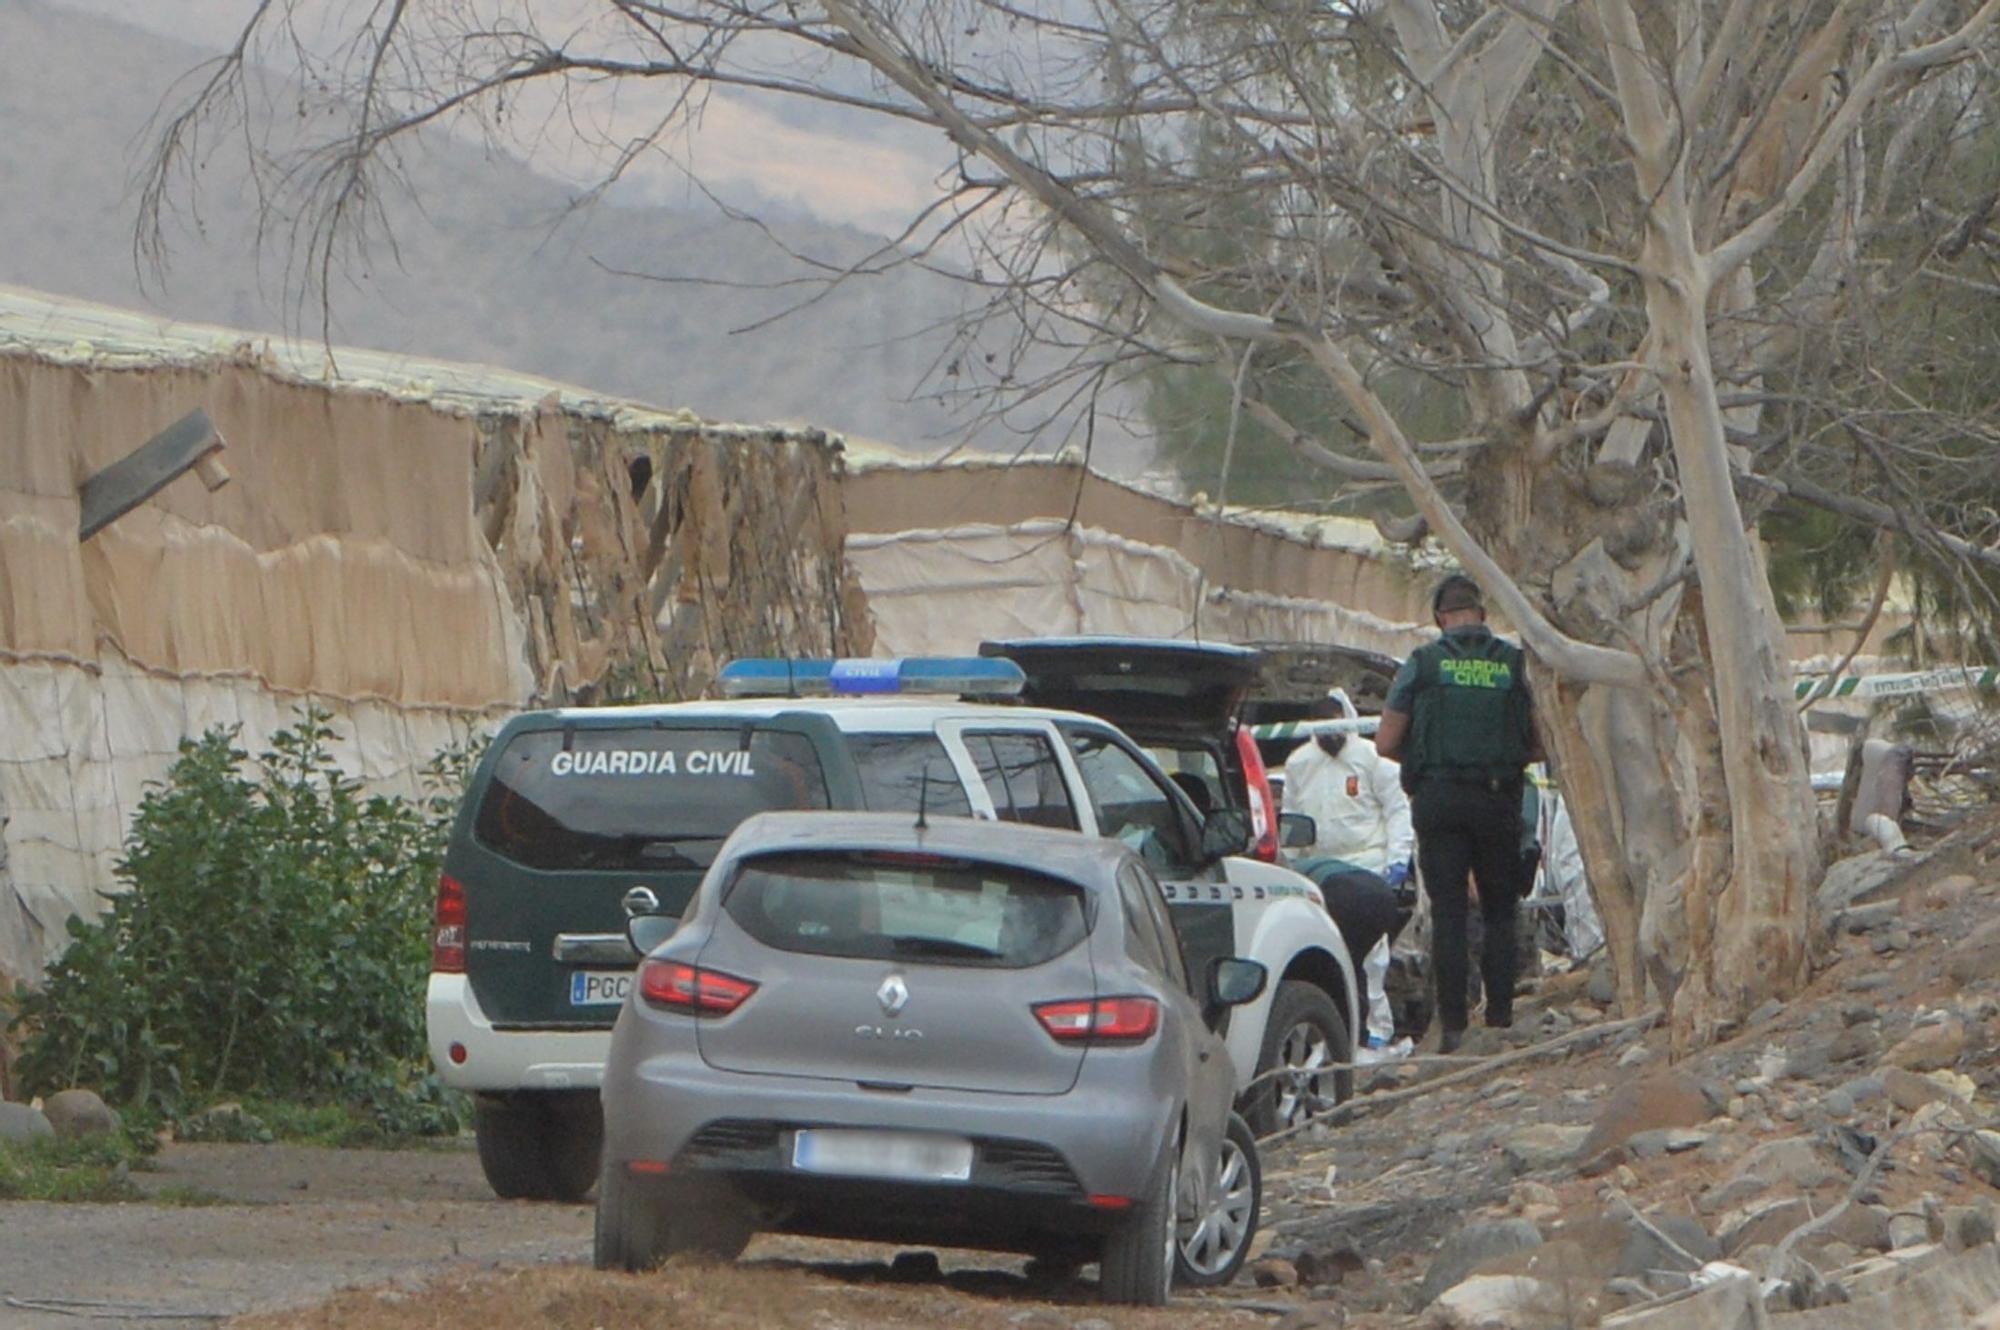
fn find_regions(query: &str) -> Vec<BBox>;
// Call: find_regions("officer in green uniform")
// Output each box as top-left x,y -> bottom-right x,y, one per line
1375,573 -> 1542,1054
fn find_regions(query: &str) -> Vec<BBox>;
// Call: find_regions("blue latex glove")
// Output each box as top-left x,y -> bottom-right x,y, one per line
1384,860 -> 1412,888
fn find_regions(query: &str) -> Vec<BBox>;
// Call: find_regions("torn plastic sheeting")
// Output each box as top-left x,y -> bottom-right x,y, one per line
0,284 -> 843,447
850,519 -> 1432,661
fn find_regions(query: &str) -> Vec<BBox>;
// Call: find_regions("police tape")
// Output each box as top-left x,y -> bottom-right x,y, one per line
1248,718 -> 1379,741
1794,666 -> 1999,702
1249,669 -> 1997,735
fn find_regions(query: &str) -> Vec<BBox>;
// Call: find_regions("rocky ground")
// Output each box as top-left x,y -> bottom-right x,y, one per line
1229,815 -> 2000,1328
8,822 -> 2000,1329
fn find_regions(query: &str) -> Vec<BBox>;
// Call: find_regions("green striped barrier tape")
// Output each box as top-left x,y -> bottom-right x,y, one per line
1794,666 -> 1999,702
1250,667 -> 1996,737
1249,718 -> 1378,741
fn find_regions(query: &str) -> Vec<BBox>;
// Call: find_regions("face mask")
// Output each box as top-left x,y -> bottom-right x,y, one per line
1315,731 -> 1348,759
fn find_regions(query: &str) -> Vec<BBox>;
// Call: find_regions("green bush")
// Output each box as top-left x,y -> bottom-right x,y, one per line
8,707 -> 478,1134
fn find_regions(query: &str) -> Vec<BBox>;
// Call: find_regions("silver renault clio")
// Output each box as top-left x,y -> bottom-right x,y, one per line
595,811 -> 1266,1304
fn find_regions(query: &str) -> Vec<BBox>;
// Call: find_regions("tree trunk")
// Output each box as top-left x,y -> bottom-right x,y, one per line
1559,0 -> 1825,1046
1647,280 -> 1821,1042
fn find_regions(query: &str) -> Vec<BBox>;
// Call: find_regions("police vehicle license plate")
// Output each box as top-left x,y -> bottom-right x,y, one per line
569,970 -> 633,1006
791,1129 -> 973,1183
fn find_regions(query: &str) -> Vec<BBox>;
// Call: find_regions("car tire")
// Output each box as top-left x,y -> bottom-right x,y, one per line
1099,1148 -> 1176,1306
1174,1112 -> 1261,1288
593,1160 -> 667,1272
542,1093 -> 604,1203
474,1096 -> 553,1200
474,1093 -> 602,1202
1243,981 -> 1352,1136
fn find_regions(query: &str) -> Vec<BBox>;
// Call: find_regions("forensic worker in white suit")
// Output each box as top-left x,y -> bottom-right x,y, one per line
1281,691 -> 1414,1047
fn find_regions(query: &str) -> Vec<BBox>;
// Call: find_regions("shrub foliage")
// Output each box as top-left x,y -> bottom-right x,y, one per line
10,707 -> 475,1132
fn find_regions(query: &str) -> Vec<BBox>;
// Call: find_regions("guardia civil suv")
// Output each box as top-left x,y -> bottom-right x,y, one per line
427,657 -> 1357,1207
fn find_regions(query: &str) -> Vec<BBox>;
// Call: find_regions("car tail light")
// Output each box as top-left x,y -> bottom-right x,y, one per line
639,960 -> 758,1015
1235,724 -> 1280,863
432,873 -> 467,973
1032,996 -> 1160,1044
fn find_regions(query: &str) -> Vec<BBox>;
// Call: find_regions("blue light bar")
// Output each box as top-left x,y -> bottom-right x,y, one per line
719,657 -> 1026,699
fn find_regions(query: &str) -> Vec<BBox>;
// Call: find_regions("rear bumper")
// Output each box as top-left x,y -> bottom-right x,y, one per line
644,1117 -> 1136,1251
603,1046 -> 1175,1209
426,973 -> 610,1091
621,1158 -> 1135,1252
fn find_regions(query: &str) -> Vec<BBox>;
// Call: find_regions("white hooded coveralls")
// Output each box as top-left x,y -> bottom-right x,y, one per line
1281,733 -> 1414,874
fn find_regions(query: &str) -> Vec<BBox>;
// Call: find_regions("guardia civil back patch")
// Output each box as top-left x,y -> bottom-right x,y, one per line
1438,658 -> 1513,689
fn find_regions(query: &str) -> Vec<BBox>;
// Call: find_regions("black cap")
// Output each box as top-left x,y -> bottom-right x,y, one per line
1432,573 -> 1484,616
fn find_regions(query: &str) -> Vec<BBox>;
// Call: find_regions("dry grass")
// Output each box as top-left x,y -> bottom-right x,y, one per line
228,1258 -> 1266,1330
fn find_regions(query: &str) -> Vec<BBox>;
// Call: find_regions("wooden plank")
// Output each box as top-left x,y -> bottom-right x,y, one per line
77,408 -> 226,542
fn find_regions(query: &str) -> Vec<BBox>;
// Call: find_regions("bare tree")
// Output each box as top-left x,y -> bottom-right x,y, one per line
145,0 -> 2000,1046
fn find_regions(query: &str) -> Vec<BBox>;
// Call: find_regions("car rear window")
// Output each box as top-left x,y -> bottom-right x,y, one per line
473,728 -> 830,872
723,851 -> 1089,969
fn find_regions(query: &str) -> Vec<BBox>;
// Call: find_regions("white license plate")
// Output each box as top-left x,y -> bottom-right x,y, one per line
791,1129 -> 974,1183
569,970 -> 633,1006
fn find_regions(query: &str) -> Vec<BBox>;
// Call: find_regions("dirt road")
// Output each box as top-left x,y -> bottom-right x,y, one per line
0,1142 -> 1269,1330
0,1141 -> 592,1328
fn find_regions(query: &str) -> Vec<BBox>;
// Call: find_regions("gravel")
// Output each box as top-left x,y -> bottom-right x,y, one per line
0,1141 -> 589,1329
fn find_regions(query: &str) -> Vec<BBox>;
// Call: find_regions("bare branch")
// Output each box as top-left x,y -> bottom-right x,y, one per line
1295,330 -> 1647,688
1710,0 -> 2000,282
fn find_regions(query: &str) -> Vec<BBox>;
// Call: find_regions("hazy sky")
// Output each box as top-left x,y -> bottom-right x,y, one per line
54,0 -> 954,237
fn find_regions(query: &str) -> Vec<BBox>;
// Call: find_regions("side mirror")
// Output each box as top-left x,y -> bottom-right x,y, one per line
625,913 -> 678,956
1279,811 -> 1318,850
1208,956 -> 1269,1008
1198,808 -> 1253,864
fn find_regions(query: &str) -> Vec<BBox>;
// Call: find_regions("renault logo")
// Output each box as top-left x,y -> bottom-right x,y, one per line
877,974 -> 910,1017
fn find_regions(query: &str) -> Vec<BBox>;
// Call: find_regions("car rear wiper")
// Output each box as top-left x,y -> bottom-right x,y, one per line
887,936 -> 1003,960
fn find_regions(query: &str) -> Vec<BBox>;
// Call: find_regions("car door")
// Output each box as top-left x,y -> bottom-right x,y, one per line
1117,859 -> 1231,1205
1057,721 -> 1239,1009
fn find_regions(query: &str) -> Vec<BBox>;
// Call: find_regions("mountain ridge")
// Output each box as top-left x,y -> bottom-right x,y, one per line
2,0 -> 1116,455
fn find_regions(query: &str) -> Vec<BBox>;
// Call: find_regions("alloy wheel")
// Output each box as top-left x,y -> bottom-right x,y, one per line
1273,1020 -> 1336,1127
1176,1135 -> 1255,1278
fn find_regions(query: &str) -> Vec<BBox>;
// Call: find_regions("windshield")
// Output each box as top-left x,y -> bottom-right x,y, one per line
473,727 -> 830,872
723,851 -> 1089,969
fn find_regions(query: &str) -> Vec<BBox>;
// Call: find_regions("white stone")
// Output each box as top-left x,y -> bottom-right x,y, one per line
1432,1275 -> 1556,1329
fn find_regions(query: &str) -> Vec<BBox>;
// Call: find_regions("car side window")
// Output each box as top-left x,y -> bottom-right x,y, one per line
848,735 -> 973,818
968,732 -> 1080,830
1146,744 -> 1228,817
1061,724 -> 1196,876
1119,861 -> 1190,993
